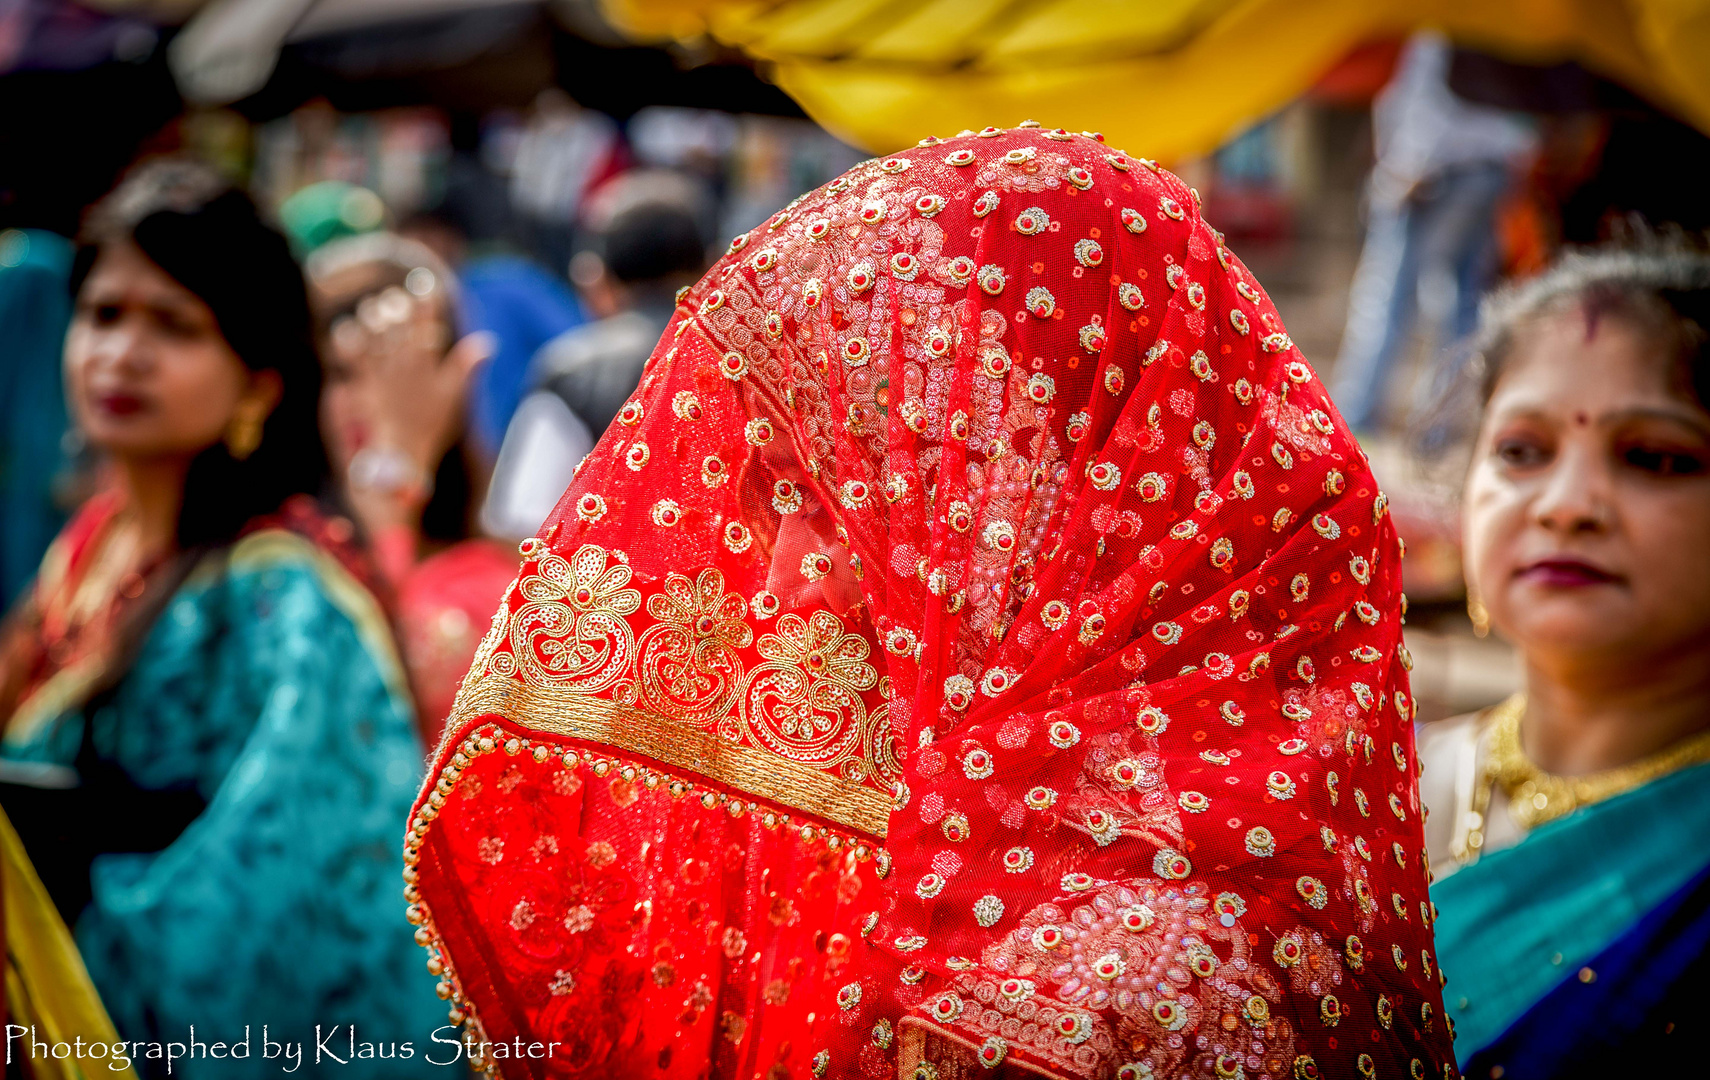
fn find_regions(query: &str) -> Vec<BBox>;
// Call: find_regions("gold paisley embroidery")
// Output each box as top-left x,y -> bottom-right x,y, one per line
742,610 -> 879,781
638,568 -> 753,722
503,543 -> 641,692
452,542 -> 896,835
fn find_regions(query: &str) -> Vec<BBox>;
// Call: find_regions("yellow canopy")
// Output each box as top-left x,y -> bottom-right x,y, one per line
599,0 -> 1710,158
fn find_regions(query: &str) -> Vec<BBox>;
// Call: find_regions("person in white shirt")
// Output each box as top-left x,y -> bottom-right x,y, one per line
482,172 -> 708,541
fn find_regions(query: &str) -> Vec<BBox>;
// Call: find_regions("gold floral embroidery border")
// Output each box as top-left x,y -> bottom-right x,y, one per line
450,672 -> 892,836
896,1018 -> 1074,1080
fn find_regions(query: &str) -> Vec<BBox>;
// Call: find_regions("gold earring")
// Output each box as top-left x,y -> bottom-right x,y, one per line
224,403 -> 266,461
1467,590 -> 1491,638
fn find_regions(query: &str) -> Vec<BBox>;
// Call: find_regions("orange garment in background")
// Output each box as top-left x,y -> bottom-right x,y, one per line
406,126 -> 1451,1079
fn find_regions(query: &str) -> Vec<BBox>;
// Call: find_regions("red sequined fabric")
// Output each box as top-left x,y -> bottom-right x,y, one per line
407,124 -> 1455,1080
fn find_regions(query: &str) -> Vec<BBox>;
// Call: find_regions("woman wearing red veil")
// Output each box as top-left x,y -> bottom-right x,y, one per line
405,124 -> 1454,1080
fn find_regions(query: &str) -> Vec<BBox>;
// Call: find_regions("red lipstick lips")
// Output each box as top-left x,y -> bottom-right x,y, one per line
93,392 -> 145,417
1515,557 -> 1619,587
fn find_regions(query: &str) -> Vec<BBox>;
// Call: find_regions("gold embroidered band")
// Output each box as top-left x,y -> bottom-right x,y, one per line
449,673 -> 892,837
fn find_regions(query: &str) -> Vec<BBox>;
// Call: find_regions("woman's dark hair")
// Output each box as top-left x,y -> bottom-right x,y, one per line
1473,240 -> 1710,407
603,203 -> 707,285
72,157 -> 330,549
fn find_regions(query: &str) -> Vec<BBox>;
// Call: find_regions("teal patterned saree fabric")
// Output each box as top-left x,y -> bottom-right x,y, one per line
1431,760 -> 1710,1062
3,529 -> 444,1077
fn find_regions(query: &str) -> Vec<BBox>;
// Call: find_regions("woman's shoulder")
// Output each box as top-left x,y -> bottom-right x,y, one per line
1417,702 -> 1506,878
190,527 -> 402,679
200,527 -> 345,610
144,528 -> 415,739
225,525 -> 388,621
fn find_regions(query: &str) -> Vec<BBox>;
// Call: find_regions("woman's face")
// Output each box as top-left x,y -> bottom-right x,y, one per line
1464,306 -> 1710,668
65,241 -> 260,462
313,266 -> 453,472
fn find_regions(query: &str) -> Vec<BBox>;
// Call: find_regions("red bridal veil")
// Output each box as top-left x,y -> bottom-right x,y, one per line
406,124 -> 1455,1080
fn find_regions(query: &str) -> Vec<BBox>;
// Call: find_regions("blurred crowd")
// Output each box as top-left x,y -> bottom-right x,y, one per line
2,29 -> 1709,1078
4,88 -> 864,730
0,85 -> 865,1077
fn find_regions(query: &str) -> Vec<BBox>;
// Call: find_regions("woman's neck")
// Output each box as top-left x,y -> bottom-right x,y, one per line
112,453 -> 190,561
1522,644 -> 1710,775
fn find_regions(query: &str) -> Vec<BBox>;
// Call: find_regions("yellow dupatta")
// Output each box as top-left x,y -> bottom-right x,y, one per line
2,806 -> 135,1079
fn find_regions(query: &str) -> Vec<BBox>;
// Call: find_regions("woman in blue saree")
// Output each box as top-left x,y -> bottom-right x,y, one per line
1418,244 -> 1710,1076
0,160 -> 443,1077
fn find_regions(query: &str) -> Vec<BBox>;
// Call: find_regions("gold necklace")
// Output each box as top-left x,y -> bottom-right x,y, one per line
1484,693 -> 1710,830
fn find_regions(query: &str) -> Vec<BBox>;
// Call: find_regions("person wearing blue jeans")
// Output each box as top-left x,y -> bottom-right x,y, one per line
1330,33 -> 1535,433
1332,160 -> 1515,432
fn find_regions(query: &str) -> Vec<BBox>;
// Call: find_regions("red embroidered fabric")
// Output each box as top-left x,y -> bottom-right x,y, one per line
407,125 -> 1455,1080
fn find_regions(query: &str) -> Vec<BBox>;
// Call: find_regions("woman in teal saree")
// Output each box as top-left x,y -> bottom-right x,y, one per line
1418,244 -> 1710,1076
0,160 -> 443,1077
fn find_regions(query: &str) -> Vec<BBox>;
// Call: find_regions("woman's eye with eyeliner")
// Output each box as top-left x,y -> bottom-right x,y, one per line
1622,445 -> 1707,476
1493,437 -> 1548,469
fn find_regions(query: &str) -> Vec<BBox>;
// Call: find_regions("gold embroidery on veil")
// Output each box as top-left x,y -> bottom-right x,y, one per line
447,540 -> 897,835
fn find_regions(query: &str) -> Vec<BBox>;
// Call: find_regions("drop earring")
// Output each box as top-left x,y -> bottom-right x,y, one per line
1466,589 -> 1491,638
224,402 -> 266,461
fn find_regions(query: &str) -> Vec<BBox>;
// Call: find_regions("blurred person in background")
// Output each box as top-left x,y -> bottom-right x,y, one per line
1421,244 -> 1710,1076
508,88 -> 627,284
481,170 -> 707,540
307,232 -> 518,742
1330,31 -> 1537,434
0,159 -> 441,1076
0,227 -> 80,610
400,201 -> 585,463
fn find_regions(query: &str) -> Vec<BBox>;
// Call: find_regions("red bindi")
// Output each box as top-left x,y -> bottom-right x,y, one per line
1574,411 -> 1590,426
